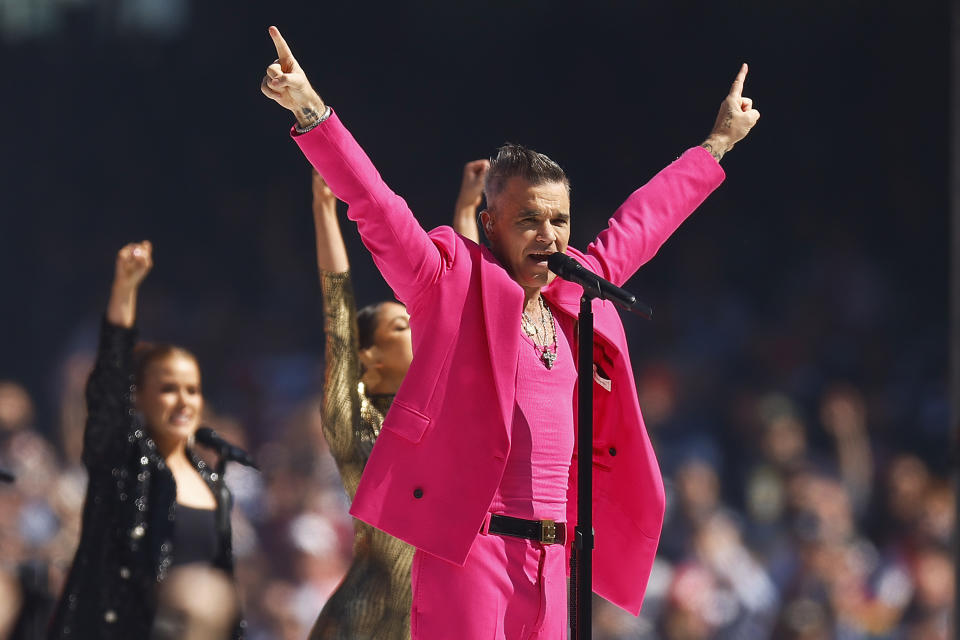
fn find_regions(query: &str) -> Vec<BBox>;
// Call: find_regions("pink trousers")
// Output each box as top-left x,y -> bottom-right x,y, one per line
411,530 -> 568,639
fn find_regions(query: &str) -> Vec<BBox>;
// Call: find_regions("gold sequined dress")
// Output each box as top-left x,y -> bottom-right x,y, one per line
309,271 -> 413,640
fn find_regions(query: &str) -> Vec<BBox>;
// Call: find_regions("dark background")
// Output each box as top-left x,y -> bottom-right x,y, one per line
0,0 -> 947,461
0,1 -> 951,637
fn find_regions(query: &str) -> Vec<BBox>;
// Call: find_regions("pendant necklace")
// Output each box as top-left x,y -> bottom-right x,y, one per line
521,295 -> 558,369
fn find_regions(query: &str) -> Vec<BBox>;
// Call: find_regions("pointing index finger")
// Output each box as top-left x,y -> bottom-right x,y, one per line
729,62 -> 748,99
269,26 -> 295,65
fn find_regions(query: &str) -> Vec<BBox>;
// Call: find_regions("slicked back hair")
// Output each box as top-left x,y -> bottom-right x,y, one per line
483,143 -> 570,208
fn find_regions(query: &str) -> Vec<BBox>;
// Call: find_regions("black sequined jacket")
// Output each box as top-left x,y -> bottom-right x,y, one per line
48,321 -> 238,639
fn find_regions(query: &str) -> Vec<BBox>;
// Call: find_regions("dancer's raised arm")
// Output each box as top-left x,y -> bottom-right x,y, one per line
311,170 -> 348,273
106,241 -> 153,328
312,166 -> 364,496
452,159 -> 489,244
85,241 -> 153,467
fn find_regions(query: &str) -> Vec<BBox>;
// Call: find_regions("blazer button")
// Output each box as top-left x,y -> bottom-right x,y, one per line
413,488 -> 424,499
608,447 -> 617,456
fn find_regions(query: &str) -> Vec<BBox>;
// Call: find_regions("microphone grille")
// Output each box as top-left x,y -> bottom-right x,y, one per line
546,252 -> 569,274
194,426 -> 217,444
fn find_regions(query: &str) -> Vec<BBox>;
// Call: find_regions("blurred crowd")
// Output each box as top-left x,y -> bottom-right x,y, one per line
0,239 -> 952,640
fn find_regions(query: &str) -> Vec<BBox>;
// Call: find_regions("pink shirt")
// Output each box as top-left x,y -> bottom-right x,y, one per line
489,315 -> 577,522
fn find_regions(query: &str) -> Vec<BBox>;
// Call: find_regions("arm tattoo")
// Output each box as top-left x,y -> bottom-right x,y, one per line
701,142 -> 725,163
301,106 -> 321,125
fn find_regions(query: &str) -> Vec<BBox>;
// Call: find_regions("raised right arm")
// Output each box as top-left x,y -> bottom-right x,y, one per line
452,159 -> 489,244
106,241 -> 153,328
311,170 -> 349,274
261,27 -> 445,306
83,241 -> 153,468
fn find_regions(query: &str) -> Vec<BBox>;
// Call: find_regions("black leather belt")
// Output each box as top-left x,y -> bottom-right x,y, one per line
487,514 -> 566,545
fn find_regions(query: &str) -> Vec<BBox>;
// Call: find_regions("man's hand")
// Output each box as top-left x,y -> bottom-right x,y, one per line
701,63 -> 760,163
260,26 -> 327,129
113,241 -> 153,292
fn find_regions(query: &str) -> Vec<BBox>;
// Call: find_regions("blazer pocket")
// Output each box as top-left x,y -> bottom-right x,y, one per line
593,363 -> 612,392
382,400 -> 431,443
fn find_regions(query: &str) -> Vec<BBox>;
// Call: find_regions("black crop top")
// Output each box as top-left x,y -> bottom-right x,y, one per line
171,504 -> 219,567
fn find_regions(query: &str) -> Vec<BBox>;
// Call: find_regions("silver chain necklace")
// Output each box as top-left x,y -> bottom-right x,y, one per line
521,295 -> 558,369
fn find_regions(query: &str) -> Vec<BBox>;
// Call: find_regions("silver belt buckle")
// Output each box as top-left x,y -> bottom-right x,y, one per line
540,519 -> 557,544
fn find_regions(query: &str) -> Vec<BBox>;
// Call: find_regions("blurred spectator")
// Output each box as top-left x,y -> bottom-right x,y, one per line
55,351 -> 95,469
660,453 -> 723,562
0,382 -> 34,438
902,544 -> 953,640
884,454 -> 933,545
0,557 -> 23,640
661,511 -> 778,639
819,384 -> 874,515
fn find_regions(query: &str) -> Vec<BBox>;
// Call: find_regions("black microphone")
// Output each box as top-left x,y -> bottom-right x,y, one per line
0,468 -> 14,483
194,427 -> 259,470
547,253 -> 653,319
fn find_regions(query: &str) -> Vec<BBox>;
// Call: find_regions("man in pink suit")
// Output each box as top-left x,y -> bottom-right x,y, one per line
260,26 -> 758,639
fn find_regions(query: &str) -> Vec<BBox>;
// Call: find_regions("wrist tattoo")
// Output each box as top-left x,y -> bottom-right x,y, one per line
701,141 -> 725,163
294,105 -> 332,134
301,107 -> 321,124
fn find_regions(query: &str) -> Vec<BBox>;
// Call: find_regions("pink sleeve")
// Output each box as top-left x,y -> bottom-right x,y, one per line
292,111 -> 446,306
586,146 -> 725,286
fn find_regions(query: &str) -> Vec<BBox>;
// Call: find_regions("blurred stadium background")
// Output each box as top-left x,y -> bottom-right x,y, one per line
0,1 -> 951,638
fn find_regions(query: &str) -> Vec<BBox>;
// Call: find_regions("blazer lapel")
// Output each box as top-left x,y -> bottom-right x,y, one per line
479,246 -> 523,432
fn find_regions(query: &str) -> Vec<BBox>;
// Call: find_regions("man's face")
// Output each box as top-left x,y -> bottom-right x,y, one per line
484,177 -> 570,291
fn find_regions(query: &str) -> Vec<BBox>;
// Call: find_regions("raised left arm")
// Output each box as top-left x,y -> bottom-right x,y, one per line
587,64 -> 760,284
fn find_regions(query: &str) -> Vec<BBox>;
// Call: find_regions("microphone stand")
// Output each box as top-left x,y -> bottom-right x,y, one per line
570,292 -> 595,640
214,453 -> 227,479
193,427 -> 259,541
211,447 -> 235,544
568,281 -> 651,640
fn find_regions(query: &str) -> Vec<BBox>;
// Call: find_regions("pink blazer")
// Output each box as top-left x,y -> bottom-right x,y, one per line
294,112 -> 724,615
